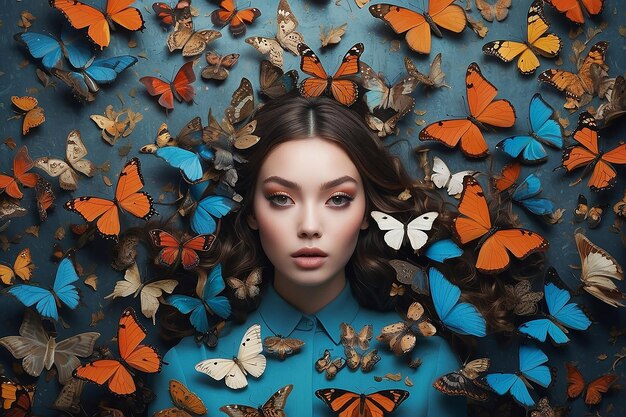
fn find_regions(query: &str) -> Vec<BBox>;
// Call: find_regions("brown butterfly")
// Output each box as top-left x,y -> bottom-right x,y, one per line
344,346 -> 380,373
596,75 -> 626,128
226,78 -> 255,125
154,379 -> 207,417
340,323 -> 372,350
530,397 -> 570,417
565,363 -> 617,406
434,358 -> 491,401
389,259 -> 428,295
404,53 -> 450,89
475,0 -> 512,22
226,268 -> 262,300
503,280 -> 544,316
167,20 -> 221,57
315,349 -> 346,380
35,177 -> 55,221
574,194 -> 605,229
365,111 -> 405,138
263,335 -> 305,360
259,60 -> 298,99
220,384 -> 293,417
376,302 -> 436,356
201,52 -> 239,80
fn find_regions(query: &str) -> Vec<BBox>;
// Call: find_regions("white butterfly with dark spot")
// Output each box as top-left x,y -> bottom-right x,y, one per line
430,156 -> 479,196
371,211 -> 438,251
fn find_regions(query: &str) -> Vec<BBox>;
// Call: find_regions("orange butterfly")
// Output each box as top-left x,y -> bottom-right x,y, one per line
560,112 -> 626,191
211,0 -> 261,36
419,63 -> 516,158
454,177 -> 549,274
565,363 -> 616,406
11,96 -> 45,135
0,146 -> 38,200
140,61 -> 196,110
0,248 -> 34,285
73,307 -> 161,395
50,0 -> 145,49
548,0 -> 604,24
298,43 -> 363,107
149,229 -> 215,270
64,158 -> 157,241
369,1 -> 467,54
316,388 -> 409,417
492,161 -> 521,192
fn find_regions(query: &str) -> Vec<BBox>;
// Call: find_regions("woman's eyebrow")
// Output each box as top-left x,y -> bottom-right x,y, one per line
262,175 -> 357,191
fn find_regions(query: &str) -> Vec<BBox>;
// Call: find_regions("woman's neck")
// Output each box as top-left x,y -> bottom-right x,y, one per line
272,273 -> 346,315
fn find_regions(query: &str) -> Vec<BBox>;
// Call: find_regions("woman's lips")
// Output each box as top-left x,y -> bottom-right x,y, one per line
292,256 -> 327,269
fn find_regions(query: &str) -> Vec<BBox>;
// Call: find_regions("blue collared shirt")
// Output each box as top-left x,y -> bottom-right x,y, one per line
148,284 -> 467,416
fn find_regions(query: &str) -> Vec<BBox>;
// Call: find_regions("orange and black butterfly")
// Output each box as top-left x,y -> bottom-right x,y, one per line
419,63 -> 516,158
0,146 -> 38,200
211,0 -> 261,36
50,0 -> 145,49
152,1 -> 192,28
547,0 -> 604,24
298,42 -> 363,107
149,229 -> 215,270
316,388 -> 409,417
560,112 -> 626,191
73,307 -> 162,395
565,363 -> 616,406
454,177 -> 549,274
64,158 -> 157,241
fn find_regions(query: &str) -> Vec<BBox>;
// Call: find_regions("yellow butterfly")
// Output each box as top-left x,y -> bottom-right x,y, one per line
0,248 -> 34,285
482,0 -> 561,75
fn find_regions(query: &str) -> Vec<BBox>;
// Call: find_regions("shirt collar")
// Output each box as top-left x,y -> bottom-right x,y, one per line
259,282 -> 360,345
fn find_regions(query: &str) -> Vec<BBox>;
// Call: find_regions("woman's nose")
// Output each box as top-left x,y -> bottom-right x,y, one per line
297,203 -> 322,238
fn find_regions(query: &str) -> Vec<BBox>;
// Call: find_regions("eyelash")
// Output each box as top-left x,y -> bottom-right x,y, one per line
266,192 -> 354,208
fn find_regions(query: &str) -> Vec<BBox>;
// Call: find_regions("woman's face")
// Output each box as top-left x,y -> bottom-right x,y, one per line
249,137 -> 368,288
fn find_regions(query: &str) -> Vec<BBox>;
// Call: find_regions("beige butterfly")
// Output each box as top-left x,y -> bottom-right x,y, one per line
0,309 -> 100,384
315,349 -> 346,380
344,346 -> 380,372
340,323 -> 373,350
201,52 -> 240,81
34,129 -> 95,191
404,53 -> 450,89
154,379 -> 207,417
475,0 -> 512,22
320,23 -> 347,48
376,302 -> 436,356
355,0 -> 372,9
226,267 -> 262,300
245,0 -> 304,68
263,335 -> 305,360
365,112 -> 404,138
52,378 -> 86,415
168,21 -> 221,57
104,262 -> 178,325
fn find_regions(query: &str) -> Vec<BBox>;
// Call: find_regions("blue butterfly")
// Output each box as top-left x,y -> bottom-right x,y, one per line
167,264 -> 231,333
511,174 -> 555,216
14,28 -> 92,70
497,94 -> 563,164
518,268 -> 591,345
8,257 -> 80,321
425,239 -> 463,263
484,344 -> 552,407
428,267 -> 486,337
156,144 -> 214,183
191,194 -> 240,234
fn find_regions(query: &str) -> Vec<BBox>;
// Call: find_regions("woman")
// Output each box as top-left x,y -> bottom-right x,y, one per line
148,96 -> 475,416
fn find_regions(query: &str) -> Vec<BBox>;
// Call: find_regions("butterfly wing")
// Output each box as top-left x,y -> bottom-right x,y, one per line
191,195 -> 239,234
140,75 -> 175,110
155,147 -> 203,183
424,239 -> 463,263
140,280 -> 178,325
180,235 -> 214,270
228,7 -> 261,36
544,281 -> 591,331
259,60 -> 298,98
167,294 -> 207,332
549,0 -> 604,24
202,265 -> 232,319
104,262 -> 143,299
54,331 -> 101,384
315,388 -> 360,415
479,229 -> 548,274
370,211 -> 405,250
51,0 -> 110,49
276,0 -> 302,55
172,61 -> 196,104
115,158 -> 156,220
83,55 -> 138,86
467,63 -> 516,129
246,36 -> 284,68
74,359 -> 134,395
405,211 -> 438,251
364,390 -> 410,415
329,43 -> 363,106
14,248 -> 34,282
8,285 -> 58,321
236,324 -> 266,378
52,257 -> 80,311
14,32 -> 64,71
117,308 -> 162,374
106,0 -> 145,32
261,384 -> 294,415
66,129 -> 96,178
585,374 -> 617,406
195,358 -> 240,386
565,362 -> 586,399
453,177 -> 491,245
518,318 -> 569,344
169,380 -> 207,415
519,345 -> 552,390
298,43 -> 329,99
369,4 -> 430,54
511,174 -> 555,215
0,309 -> 48,378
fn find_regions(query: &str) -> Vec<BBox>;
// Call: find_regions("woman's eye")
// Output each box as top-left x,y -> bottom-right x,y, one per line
268,194 -> 293,206
328,194 -> 353,207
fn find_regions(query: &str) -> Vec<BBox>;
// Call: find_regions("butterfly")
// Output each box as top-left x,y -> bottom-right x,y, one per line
51,378 -> 85,415
74,307 -> 162,395
454,176 -> 549,274
245,0 -> 303,68
316,388 -> 409,417
13,29 -> 93,71
259,60 -> 299,99
225,78 -> 256,125
370,210 -> 439,251
434,358 -> 491,401
4,389 -> 33,417
484,344 -> 552,407
364,111 -> 405,138
35,177 -> 55,221
11,96 -> 45,136
149,229 -> 215,270
503,280 -> 544,316
226,267 -> 262,300
104,262 -> 178,325
167,20 -> 221,57
220,384 -> 293,417
1,376 -> 36,411
429,267 -> 487,337
340,323 -> 373,350
538,41 -> 608,110
475,0 -> 512,22
140,61 -> 196,110
430,156 -> 479,197
390,259 -> 428,295
191,193 -> 240,234
65,158 -> 156,240
530,397 -> 570,417
359,62 -> 417,114
263,335 -> 305,360
34,129 -> 96,191
404,53 -> 450,89
596,75 -> 626,127
155,143 -> 214,183
141,117 -> 203,155
168,264 -> 231,333
565,363 -> 616,406
50,0 -> 145,49
518,267 -> 591,344
497,94 -> 563,164
298,43 -> 363,107
344,346 -> 380,373
560,112 -> 626,191
376,302 -> 437,356
575,232 -> 625,307
547,0 -> 604,24
319,23 -> 347,48
493,163 -> 555,216
211,0 -> 261,36
152,1 -> 193,28
369,1 -> 467,54
195,323 -> 266,389
419,63 -> 516,158
201,51 -> 239,80
7,256 -> 80,321
482,1 -> 562,75
573,194 -> 604,228
153,379 -> 207,417
0,248 -> 34,285
0,146 -> 38,199
315,349 -> 346,380
0,308 -> 100,383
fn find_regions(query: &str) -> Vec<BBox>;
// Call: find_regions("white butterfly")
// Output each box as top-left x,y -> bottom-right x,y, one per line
430,156 -> 479,196
104,262 -> 178,325
370,211 -> 439,251
0,309 -> 100,384
195,323 -> 266,389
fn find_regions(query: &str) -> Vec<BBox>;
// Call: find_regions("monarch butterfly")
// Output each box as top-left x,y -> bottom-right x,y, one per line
547,0 -> 604,24
315,388 -> 410,417
298,43 -> 363,107
369,1 -> 467,54
211,0 -> 261,36
0,146 -> 38,200
0,248 -> 34,285
419,63 -> 516,158
149,229 -> 215,270
454,177 -> 549,274
64,158 -> 157,241
565,363 -> 616,406
482,1 -> 562,75
50,0 -> 145,49
140,61 -> 196,110
73,307 -> 162,395
11,96 -> 45,136
560,112 -> 626,191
